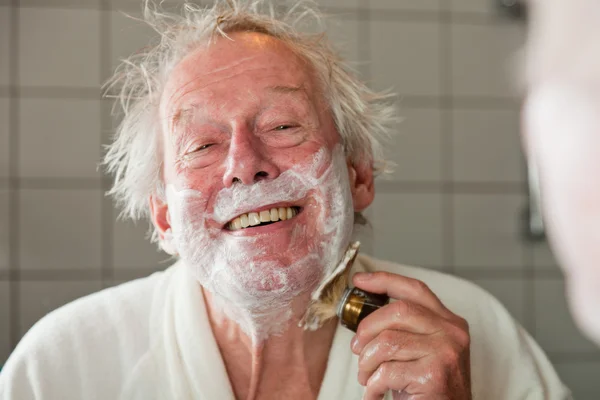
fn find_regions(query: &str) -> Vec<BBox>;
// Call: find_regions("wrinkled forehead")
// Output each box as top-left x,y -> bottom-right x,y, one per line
159,31 -> 324,120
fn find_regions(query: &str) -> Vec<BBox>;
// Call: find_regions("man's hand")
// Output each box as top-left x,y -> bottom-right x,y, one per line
350,272 -> 471,400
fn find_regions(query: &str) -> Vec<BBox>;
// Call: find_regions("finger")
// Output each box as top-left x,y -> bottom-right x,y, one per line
352,299 -> 444,354
362,360 -> 423,400
357,330 -> 432,386
353,272 -> 449,317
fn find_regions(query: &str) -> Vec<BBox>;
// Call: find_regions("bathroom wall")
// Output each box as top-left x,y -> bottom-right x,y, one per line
0,0 -> 599,397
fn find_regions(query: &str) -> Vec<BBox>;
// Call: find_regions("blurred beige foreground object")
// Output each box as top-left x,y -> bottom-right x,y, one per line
523,0 -> 600,345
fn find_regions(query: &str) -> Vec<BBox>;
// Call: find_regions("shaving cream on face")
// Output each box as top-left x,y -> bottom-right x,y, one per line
165,145 -> 354,341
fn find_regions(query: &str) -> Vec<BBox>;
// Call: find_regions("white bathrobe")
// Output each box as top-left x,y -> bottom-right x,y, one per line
0,254 -> 571,399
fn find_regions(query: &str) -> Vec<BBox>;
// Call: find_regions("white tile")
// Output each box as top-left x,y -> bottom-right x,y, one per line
109,6 -> 361,78
0,98 -> 8,178
18,0 -> 99,7
554,361 -> 600,400
450,0 -> 496,14
317,0 -> 360,8
293,11 -> 362,68
453,194 -> 526,268
108,10 -> 157,79
19,98 -> 102,178
110,268 -> 161,283
534,278 -> 599,353
388,106 -> 442,182
113,218 -> 169,270
372,192 -> 443,268
532,241 -> 561,271
467,277 -> 528,330
110,0 -> 210,10
325,15 -> 361,70
19,8 -> 100,87
19,189 -> 102,271
0,190 -> 8,272
0,281 -> 10,365
452,108 -> 525,183
370,20 -> 441,96
370,0 -> 441,11
451,23 -> 525,98
18,280 -> 102,337
0,7 -> 9,86
353,206 -> 374,256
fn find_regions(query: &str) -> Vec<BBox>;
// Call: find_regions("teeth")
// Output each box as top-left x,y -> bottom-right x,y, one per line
259,210 -> 271,222
240,214 -> 249,228
248,212 -> 260,226
270,208 -> 279,222
228,207 -> 299,230
278,207 -> 287,221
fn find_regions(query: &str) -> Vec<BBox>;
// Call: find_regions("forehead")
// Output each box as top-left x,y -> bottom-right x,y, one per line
160,32 -> 319,115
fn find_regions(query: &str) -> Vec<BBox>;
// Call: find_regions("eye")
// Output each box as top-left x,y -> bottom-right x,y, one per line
274,125 -> 293,131
186,143 -> 214,155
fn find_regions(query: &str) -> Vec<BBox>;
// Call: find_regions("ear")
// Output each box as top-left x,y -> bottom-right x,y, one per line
149,195 -> 177,255
347,158 -> 375,212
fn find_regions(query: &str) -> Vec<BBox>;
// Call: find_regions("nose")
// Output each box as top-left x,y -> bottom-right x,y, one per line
222,125 -> 280,187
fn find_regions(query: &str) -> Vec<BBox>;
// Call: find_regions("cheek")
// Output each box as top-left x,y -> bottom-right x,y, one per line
275,139 -> 335,171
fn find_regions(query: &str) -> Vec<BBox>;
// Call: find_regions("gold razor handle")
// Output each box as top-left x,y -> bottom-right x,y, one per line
337,287 -> 390,332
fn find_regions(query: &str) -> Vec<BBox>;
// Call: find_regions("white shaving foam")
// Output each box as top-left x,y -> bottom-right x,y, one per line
165,145 -> 354,342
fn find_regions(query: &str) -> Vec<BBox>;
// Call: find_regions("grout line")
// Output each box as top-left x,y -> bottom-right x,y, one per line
0,85 -> 523,109
16,177 -> 107,189
18,269 -> 104,281
100,0 -> 114,286
6,0 -> 523,27
7,178 -> 529,192
17,0 -> 100,10
549,352 -> 600,363
375,180 -> 526,194
8,0 -> 20,351
358,0 -> 370,81
440,4 -> 454,275
13,86 -> 102,99
4,266 -> 563,281
523,208 -> 537,335
455,268 -> 564,279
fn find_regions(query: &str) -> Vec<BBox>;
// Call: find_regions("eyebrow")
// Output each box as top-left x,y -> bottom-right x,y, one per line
265,84 -> 306,94
170,107 -> 195,129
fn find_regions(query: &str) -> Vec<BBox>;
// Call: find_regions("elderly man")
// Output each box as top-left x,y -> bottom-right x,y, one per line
0,1 -> 569,399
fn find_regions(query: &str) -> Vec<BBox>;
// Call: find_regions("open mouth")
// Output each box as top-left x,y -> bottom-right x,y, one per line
226,206 -> 302,231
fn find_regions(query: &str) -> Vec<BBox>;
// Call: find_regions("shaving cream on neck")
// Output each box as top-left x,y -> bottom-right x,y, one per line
165,145 -> 354,342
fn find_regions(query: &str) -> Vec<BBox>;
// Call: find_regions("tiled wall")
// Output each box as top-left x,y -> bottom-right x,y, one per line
1,0 -> 599,397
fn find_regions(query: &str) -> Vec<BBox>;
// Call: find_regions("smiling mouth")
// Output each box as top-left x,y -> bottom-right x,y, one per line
226,206 -> 302,231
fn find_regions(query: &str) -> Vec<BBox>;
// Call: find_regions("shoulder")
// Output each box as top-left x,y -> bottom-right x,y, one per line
0,265 -> 178,399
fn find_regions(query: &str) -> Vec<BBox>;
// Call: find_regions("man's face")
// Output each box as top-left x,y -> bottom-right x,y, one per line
151,32 -> 373,328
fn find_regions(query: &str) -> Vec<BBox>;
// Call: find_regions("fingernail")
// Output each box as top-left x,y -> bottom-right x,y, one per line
351,336 -> 359,352
355,272 -> 373,282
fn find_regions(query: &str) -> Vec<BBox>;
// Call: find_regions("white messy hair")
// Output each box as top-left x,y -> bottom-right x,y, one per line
103,0 -> 397,243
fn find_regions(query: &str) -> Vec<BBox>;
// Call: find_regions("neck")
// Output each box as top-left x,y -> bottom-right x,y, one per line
203,287 -> 338,400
